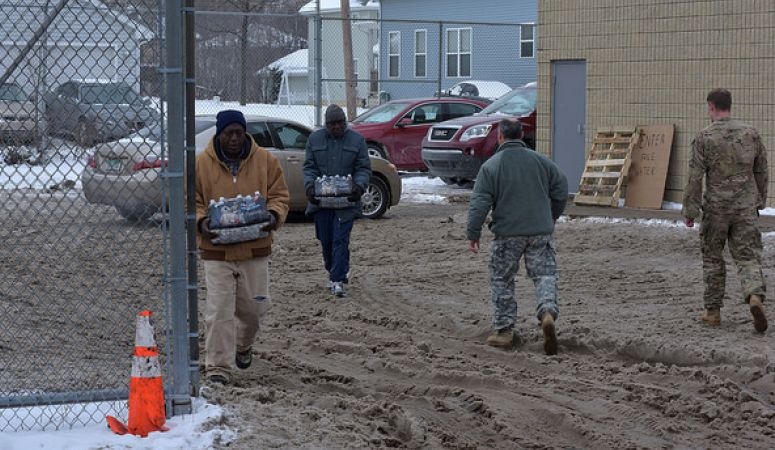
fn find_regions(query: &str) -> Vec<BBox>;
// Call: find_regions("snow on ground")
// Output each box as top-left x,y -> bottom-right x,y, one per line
0,398 -> 233,450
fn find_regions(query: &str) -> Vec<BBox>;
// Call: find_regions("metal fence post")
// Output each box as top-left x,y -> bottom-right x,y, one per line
315,0 -> 323,127
437,21 -> 443,98
184,0 -> 200,396
164,0 -> 191,416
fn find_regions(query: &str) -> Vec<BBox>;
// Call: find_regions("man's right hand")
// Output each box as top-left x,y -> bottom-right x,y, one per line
468,240 -> 480,253
305,186 -> 320,205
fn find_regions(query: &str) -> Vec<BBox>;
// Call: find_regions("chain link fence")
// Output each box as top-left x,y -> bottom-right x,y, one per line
0,0 -> 185,432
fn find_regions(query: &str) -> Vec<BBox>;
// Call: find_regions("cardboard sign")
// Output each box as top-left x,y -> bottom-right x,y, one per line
625,124 -> 674,209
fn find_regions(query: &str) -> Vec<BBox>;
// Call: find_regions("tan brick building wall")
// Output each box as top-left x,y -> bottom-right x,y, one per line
537,0 -> 775,204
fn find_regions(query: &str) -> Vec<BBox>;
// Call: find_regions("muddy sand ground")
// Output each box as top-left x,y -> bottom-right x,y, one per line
198,202 -> 775,449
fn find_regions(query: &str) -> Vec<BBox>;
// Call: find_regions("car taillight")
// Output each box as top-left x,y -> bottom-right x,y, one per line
87,155 -> 97,168
132,159 -> 167,171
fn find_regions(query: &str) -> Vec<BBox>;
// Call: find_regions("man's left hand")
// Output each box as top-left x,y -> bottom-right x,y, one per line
468,240 -> 480,253
348,184 -> 364,202
261,212 -> 278,231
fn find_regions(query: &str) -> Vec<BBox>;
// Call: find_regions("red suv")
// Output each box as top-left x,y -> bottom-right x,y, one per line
421,83 -> 537,185
349,97 -> 489,171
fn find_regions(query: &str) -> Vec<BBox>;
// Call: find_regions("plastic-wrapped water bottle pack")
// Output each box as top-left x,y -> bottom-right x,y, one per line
314,175 -> 355,209
207,192 -> 272,244
208,192 -> 271,229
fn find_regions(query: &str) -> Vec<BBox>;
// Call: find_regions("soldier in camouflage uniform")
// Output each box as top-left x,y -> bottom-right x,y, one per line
467,119 -> 568,354
683,88 -> 768,333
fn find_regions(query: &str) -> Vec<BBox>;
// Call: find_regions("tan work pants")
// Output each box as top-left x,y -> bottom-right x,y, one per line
203,257 -> 271,379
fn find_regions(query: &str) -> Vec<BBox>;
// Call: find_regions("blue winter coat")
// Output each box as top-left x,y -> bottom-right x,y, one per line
303,127 -> 372,221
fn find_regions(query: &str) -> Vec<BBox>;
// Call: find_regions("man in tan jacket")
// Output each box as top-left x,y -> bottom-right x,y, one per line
195,110 -> 290,385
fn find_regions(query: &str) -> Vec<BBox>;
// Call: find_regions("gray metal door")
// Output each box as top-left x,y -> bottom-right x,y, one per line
551,60 -> 586,194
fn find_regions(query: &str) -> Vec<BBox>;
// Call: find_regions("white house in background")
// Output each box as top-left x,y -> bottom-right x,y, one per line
0,0 -> 153,97
258,49 -> 332,105
299,0 -> 380,106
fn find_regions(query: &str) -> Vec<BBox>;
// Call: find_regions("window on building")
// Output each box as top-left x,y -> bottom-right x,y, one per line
414,29 -> 427,77
520,24 -> 535,58
446,28 -> 471,77
388,31 -> 400,78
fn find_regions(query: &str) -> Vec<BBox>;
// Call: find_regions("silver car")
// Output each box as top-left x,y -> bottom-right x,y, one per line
44,80 -> 159,147
0,82 -> 38,144
81,116 -> 402,221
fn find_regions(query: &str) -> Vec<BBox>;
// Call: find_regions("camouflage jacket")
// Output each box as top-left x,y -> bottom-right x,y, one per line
682,117 -> 768,218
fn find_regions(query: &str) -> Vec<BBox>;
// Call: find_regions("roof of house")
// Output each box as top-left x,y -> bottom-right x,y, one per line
0,0 -> 154,42
257,49 -> 309,75
299,0 -> 379,15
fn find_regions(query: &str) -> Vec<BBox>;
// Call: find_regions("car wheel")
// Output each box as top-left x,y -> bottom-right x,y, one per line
456,179 -> 475,189
439,177 -> 457,186
77,120 -> 97,147
115,204 -> 158,222
361,176 -> 389,219
367,144 -> 387,159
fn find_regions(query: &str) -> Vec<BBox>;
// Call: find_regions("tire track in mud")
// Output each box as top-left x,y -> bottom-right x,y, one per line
202,205 -> 775,448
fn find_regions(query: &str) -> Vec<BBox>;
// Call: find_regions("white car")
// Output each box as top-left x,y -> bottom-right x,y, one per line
443,80 -> 512,101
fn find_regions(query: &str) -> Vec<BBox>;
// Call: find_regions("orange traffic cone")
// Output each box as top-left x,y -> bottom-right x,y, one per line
107,310 -> 169,437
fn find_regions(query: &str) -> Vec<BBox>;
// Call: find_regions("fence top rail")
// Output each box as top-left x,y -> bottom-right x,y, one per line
192,10 -> 531,27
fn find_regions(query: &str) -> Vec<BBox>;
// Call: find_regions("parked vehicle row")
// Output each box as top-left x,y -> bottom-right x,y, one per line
0,82 -> 38,145
422,82 -> 537,185
44,79 -> 159,147
349,97 -> 490,171
81,115 -> 402,222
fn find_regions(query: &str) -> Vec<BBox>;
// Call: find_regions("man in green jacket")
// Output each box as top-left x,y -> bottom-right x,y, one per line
467,118 -> 568,355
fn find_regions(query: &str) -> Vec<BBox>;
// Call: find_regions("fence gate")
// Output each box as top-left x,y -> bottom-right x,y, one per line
0,0 -> 190,432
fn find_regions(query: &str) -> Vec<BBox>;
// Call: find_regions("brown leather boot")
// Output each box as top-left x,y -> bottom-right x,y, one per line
541,314 -> 557,355
700,308 -> 721,326
486,328 -> 515,348
749,295 -> 768,333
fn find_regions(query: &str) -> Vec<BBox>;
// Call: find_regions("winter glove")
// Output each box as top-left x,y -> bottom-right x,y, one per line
306,185 -> 320,205
261,211 -> 278,231
348,184 -> 364,202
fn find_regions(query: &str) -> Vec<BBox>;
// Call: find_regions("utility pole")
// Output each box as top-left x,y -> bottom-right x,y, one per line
340,0 -> 356,119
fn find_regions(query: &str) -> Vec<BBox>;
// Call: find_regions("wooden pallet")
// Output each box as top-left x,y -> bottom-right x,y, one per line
574,128 -> 641,207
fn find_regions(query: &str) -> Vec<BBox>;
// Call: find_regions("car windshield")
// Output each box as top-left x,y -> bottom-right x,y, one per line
0,83 -> 29,101
80,83 -> 140,104
479,86 -> 537,117
352,102 -> 410,124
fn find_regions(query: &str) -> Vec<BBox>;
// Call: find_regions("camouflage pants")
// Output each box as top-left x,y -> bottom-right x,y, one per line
700,209 -> 766,310
489,234 -> 559,330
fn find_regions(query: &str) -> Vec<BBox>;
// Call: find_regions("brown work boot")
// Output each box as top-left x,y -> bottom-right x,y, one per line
749,295 -> 768,333
541,314 -> 557,355
486,328 -> 515,349
700,308 -> 721,326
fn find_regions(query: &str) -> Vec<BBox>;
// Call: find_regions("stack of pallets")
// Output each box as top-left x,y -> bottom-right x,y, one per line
574,128 -> 641,207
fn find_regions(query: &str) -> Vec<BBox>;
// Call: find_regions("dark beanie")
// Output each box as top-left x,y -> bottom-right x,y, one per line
325,104 -> 346,123
215,109 -> 246,135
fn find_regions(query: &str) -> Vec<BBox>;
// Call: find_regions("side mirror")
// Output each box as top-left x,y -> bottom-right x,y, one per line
396,117 -> 413,128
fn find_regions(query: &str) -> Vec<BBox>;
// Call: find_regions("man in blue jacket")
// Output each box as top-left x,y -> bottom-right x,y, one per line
467,118 -> 568,355
303,104 -> 372,297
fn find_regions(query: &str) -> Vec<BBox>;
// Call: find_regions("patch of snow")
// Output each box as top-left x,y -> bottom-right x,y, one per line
0,397 -> 233,450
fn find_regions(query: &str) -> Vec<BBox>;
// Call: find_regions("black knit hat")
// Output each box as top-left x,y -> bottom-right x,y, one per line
215,110 -> 246,135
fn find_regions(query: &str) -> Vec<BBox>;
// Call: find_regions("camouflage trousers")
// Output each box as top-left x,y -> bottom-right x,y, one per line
488,234 -> 559,330
700,209 -> 766,310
